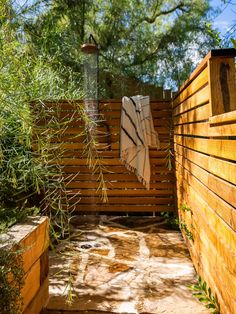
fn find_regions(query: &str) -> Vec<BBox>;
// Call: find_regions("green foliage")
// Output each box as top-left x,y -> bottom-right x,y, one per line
0,246 -> 25,314
16,0 -> 219,89
161,212 -> 180,230
189,277 -> 220,313
180,203 -> 192,213
0,1 -> 82,236
180,221 -> 194,241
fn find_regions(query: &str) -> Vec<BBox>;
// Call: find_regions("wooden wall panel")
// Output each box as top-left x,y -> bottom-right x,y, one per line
174,49 -> 236,314
39,100 -> 175,213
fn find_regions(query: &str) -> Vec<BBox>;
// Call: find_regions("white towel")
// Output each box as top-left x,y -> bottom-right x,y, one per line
120,95 -> 160,189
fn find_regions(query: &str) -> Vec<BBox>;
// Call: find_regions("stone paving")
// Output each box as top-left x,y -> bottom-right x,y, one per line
46,216 -> 208,314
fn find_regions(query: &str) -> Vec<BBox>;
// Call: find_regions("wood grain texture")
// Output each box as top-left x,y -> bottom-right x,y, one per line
175,136 -> 236,161
173,67 -> 208,107
208,57 -> 236,115
174,51 -> 236,314
173,84 -> 209,116
37,100 -> 175,213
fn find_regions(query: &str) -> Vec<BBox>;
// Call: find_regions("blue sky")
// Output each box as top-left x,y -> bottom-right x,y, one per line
211,0 -> 236,35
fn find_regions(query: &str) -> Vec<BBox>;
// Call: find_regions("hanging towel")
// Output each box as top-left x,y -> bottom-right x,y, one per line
120,95 -> 160,189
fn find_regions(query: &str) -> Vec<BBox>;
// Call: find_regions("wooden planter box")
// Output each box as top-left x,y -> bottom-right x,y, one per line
0,216 -> 49,314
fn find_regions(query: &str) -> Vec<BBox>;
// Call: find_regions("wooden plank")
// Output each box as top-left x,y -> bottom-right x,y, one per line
178,196 -> 236,277
67,189 -> 174,196
58,150 -> 169,159
176,171 -> 236,252
22,259 -> 40,311
173,67 -> 208,107
175,144 -> 236,185
175,119 -> 236,138
62,126 -> 170,135
66,181 -> 174,189
173,103 -> 210,125
99,101 -> 171,111
209,109 -> 236,125
188,245 -> 234,314
175,153 -> 236,209
71,204 -> 175,212
184,231 -> 236,314
209,122 -> 236,136
24,277 -> 49,314
21,217 -> 49,273
72,197 -> 174,205
58,158 -> 168,166
177,179 -> 236,314
175,161 -> 236,231
208,57 -> 236,115
173,85 -> 209,116
62,165 -> 174,174
63,173 -> 175,182
174,122 -> 209,137
174,49 -> 236,101
175,135 -> 236,161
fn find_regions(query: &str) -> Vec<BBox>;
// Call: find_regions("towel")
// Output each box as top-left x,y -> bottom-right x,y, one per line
120,95 -> 160,189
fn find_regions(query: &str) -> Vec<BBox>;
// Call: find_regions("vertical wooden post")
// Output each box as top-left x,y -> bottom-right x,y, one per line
208,50 -> 236,116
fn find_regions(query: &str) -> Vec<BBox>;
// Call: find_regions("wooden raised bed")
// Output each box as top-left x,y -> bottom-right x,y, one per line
0,216 -> 49,314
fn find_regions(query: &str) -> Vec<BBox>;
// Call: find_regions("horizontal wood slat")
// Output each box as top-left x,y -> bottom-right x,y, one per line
173,84 -> 209,116
175,144 -> 236,186
37,100 -> 175,213
70,204 -> 175,212
174,50 -> 236,314
174,121 -> 236,137
173,103 -> 210,125
173,67 -> 208,107
175,160 -> 236,231
175,153 -> 236,208
175,135 -> 236,161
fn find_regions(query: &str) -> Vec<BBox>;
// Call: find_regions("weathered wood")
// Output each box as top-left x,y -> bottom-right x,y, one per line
63,173 -> 174,182
175,161 -> 236,231
174,49 -> 236,101
36,99 -> 175,213
175,119 -> 236,138
67,189 -> 174,196
209,109 -> 236,125
175,144 -> 236,185
174,50 -> 236,314
24,277 -> 49,314
69,204 -> 175,212
22,259 -> 41,311
179,202 -> 236,278
176,171 -> 236,254
58,157 -> 169,166
173,67 -> 208,107
70,196 -> 174,205
66,181 -> 174,189
208,57 -> 236,115
174,122 -> 209,137
173,84 -> 209,116
177,180 -> 236,314
175,136 -> 236,161
175,153 -> 236,210
173,103 -> 210,125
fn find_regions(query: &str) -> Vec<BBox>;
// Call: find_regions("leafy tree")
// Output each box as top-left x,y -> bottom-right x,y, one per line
19,0 -> 219,88
0,0 -> 82,234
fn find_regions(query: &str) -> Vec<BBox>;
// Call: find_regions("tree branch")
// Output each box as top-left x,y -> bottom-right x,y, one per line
140,2 -> 188,24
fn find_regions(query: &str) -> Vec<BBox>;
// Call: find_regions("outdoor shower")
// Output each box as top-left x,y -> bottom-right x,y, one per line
81,34 -> 99,124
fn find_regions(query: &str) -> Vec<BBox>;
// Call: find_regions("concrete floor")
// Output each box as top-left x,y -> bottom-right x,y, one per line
46,216 -> 208,314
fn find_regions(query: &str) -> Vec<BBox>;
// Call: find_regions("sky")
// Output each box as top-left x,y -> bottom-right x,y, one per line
211,0 -> 236,36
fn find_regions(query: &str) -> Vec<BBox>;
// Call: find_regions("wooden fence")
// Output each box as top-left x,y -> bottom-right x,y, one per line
173,49 -> 236,314
41,98 -> 176,213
